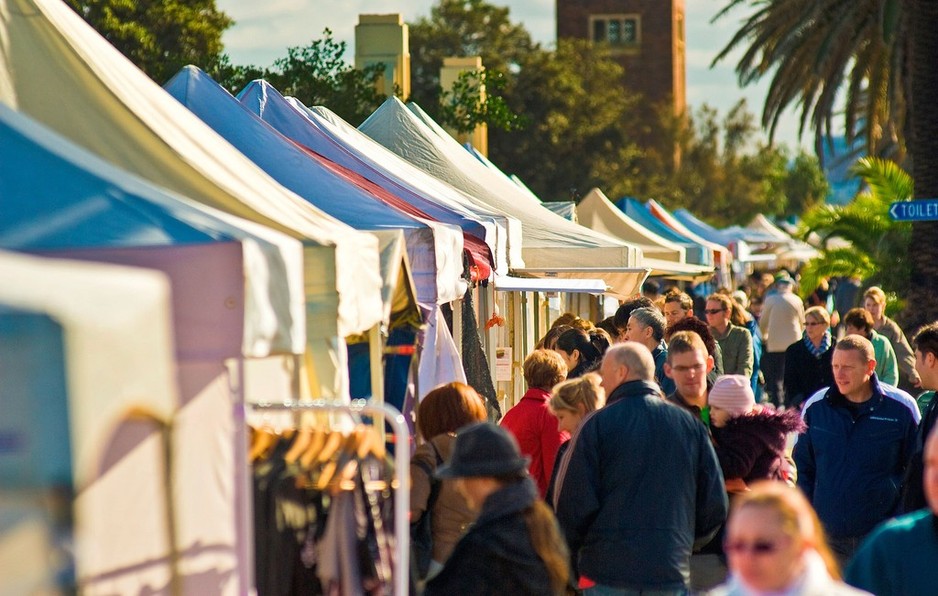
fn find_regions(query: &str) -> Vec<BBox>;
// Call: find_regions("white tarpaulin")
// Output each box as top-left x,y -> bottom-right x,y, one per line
0,0 -> 383,399
0,251 -> 178,595
359,98 -> 643,273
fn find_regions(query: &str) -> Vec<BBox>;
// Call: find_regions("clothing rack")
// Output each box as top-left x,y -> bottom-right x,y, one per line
248,399 -> 410,596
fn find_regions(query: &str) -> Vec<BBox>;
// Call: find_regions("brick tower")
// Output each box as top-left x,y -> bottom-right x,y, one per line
556,0 -> 686,117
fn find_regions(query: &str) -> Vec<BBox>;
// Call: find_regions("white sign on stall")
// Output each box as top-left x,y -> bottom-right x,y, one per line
495,347 -> 513,382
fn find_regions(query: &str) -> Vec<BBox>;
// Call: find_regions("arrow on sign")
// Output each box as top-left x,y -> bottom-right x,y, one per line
889,199 -> 938,222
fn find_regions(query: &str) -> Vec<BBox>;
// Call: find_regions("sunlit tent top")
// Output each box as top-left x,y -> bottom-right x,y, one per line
578,189 -> 687,262
616,198 -> 714,267
0,103 -> 306,358
164,66 -> 450,307
237,80 -> 498,281
672,208 -> 742,247
361,97 -> 648,295
0,0 -> 383,341
577,189 -> 713,281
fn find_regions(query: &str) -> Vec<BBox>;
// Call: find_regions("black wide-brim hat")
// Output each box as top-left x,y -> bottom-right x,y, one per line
435,422 -> 530,479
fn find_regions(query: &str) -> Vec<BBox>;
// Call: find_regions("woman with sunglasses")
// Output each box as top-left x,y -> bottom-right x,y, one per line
783,306 -> 835,410
710,482 -> 869,595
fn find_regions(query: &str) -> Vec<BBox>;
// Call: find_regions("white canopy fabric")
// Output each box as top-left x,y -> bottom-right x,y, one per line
359,98 -> 643,278
0,251 -> 178,594
0,0 -> 383,398
494,275 -> 608,294
748,214 -> 796,243
577,188 -> 688,263
0,102 -> 306,359
237,81 -> 508,279
165,67 -> 450,308
302,100 -> 523,274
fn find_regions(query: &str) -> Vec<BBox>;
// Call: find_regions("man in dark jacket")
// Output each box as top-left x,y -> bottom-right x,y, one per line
555,342 -> 728,593
794,335 -> 920,565
901,322 -> 938,511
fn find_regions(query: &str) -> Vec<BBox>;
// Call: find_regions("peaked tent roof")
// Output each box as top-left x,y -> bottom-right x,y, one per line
236,80 -> 496,281
360,98 -> 648,296
577,189 -> 713,280
164,66 -> 449,307
578,189 -> 686,262
0,103 -> 306,357
302,99 -> 522,273
616,198 -> 714,267
0,0 -> 383,399
672,209 -> 740,247
747,214 -> 797,243
646,200 -> 732,264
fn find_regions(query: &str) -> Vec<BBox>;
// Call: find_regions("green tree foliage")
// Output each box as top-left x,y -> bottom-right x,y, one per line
408,0 -> 537,117
797,157 -> 911,300
490,38 -> 646,202
261,32 -> 387,126
213,30 -> 388,126
438,69 -> 525,134
409,0 -> 827,220
66,0 -> 232,85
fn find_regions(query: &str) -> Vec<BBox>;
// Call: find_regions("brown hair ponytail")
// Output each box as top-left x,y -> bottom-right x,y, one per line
523,500 -> 571,595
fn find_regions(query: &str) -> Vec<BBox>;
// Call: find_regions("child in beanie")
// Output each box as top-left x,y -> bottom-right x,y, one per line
709,375 -> 806,491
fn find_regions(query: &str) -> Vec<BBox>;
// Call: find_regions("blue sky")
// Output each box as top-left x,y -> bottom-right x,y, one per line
215,0 -> 807,150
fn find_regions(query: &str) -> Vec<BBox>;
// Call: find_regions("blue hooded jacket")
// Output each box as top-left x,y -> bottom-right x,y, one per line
794,374 -> 919,539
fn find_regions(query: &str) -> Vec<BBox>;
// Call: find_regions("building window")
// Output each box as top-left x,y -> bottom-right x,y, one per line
589,14 -> 640,47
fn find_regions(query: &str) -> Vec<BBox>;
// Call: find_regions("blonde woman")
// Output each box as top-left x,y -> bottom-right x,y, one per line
710,482 -> 870,595
544,373 -> 605,507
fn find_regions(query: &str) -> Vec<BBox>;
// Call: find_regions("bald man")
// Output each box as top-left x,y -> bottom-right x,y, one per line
555,342 -> 727,594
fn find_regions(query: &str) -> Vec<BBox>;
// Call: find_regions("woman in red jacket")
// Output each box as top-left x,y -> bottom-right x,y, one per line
500,349 -> 568,497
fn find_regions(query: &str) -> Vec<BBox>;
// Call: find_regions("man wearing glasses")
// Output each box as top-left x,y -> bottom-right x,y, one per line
705,293 -> 754,379
664,330 -> 715,425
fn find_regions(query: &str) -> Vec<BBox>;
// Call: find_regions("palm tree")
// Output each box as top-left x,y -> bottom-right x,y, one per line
713,0 -> 907,158
798,157 -> 911,300
906,0 -> 938,330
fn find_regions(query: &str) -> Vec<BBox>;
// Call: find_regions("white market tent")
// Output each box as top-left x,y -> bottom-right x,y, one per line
165,66 -> 456,308
0,0 -> 382,400
578,188 -> 687,262
576,189 -> 714,281
237,80 -> 506,279
0,251 -> 178,595
360,97 -> 649,296
0,103 -> 317,594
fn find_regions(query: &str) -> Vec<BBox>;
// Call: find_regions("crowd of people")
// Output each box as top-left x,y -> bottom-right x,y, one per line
408,272 -> 938,595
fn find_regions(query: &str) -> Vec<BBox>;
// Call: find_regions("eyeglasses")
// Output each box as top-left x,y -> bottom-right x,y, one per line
805,321 -> 826,327
704,308 -> 725,315
724,540 -> 782,556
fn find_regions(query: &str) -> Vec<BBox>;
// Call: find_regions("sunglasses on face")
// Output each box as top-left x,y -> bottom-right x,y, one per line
704,308 -> 725,315
724,540 -> 782,555
805,321 -> 826,326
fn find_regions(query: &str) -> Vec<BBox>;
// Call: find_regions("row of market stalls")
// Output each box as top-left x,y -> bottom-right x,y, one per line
0,0 -> 817,593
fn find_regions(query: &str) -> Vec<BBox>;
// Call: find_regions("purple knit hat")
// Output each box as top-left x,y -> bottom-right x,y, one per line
709,375 -> 755,417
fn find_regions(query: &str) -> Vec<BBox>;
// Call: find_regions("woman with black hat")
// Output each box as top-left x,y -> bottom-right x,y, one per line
424,422 -> 572,596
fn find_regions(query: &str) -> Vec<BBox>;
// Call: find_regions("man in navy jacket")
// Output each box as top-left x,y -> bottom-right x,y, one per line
794,334 -> 920,565
555,342 -> 727,594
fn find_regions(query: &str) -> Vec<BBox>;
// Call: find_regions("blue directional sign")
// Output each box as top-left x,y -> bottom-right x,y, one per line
889,200 -> 938,221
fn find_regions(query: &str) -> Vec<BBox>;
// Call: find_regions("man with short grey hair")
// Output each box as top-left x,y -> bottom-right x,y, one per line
556,343 -> 728,594
626,306 -> 674,394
